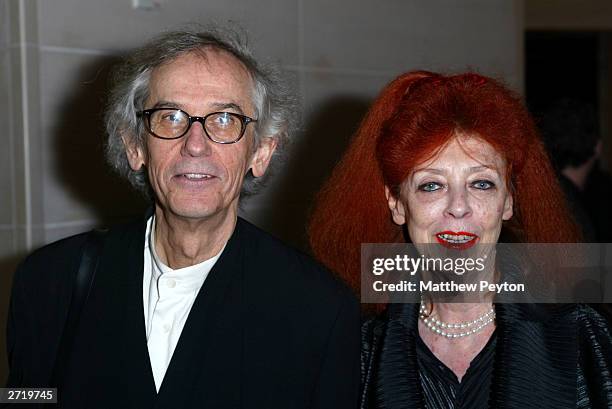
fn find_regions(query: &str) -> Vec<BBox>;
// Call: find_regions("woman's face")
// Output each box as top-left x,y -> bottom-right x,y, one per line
387,135 -> 513,248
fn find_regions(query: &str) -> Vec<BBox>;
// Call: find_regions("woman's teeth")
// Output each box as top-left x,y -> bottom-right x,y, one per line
437,233 -> 475,244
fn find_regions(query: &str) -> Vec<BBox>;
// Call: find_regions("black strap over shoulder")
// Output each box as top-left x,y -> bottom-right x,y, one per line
49,229 -> 107,389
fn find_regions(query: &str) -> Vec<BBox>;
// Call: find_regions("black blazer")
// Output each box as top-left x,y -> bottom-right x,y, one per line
360,303 -> 612,409
6,215 -> 360,408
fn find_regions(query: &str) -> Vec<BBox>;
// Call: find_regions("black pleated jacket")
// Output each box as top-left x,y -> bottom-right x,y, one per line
361,302 -> 612,409
5,214 -> 360,408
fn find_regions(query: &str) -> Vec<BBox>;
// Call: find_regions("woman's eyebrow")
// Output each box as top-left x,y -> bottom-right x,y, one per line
412,163 -> 501,175
412,168 -> 445,175
468,165 -> 498,172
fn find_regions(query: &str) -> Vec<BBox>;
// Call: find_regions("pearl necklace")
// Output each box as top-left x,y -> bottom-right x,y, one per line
419,302 -> 495,339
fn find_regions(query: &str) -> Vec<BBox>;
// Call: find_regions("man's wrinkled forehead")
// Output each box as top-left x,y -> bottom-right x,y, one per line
147,48 -> 255,112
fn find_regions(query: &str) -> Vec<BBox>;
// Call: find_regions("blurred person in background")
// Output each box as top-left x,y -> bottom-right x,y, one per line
540,98 -> 612,243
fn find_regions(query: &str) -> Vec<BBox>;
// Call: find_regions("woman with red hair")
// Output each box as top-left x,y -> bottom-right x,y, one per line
308,71 -> 611,408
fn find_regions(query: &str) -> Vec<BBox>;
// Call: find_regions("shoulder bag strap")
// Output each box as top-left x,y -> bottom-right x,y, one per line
49,229 -> 106,388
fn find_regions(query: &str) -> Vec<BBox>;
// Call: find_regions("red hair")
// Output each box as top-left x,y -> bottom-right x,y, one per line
308,71 -> 581,292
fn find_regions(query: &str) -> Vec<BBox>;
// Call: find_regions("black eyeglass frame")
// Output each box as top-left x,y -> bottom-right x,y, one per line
137,108 -> 258,144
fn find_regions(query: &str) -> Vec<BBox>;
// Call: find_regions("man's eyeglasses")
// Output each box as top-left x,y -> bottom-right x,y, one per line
137,108 -> 257,144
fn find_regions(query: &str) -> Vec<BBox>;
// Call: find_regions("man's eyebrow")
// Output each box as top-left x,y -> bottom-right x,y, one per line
150,101 -> 246,115
152,100 -> 180,109
209,102 -> 244,114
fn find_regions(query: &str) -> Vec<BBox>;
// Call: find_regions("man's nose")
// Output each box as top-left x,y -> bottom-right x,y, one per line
444,188 -> 472,219
181,121 -> 212,157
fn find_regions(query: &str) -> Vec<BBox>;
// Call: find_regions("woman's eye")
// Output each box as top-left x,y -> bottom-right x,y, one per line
418,182 -> 442,192
472,180 -> 495,190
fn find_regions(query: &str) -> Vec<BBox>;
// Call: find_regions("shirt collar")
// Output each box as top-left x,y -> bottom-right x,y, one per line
146,215 -> 227,293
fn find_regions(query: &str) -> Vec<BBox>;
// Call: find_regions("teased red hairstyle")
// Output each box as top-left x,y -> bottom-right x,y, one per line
308,71 -> 581,292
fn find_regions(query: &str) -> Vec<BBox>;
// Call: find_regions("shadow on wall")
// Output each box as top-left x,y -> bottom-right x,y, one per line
253,96 -> 371,252
1,56 -> 148,386
52,55 -> 148,226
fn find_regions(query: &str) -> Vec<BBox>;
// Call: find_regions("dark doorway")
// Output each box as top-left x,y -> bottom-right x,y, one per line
525,31 -> 600,117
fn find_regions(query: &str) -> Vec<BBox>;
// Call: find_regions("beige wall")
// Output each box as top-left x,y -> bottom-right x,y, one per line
0,0 -> 524,384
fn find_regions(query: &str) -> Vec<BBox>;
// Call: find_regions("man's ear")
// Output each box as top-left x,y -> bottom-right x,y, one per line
385,186 -> 407,225
249,136 -> 278,177
122,134 -> 146,171
502,192 -> 513,221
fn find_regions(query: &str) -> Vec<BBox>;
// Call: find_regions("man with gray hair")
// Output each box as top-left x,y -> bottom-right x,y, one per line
5,30 -> 359,408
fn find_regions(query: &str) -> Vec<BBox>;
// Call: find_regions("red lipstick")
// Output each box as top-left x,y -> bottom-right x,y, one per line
435,231 -> 478,250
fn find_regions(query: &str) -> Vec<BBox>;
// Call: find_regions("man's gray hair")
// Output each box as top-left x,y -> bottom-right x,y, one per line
104,28 -> 296,197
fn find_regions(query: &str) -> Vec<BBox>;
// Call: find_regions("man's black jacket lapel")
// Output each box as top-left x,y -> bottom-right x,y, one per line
156,218 -> 245,408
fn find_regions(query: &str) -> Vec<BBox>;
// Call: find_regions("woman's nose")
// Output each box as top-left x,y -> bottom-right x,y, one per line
444,188 -> 472,219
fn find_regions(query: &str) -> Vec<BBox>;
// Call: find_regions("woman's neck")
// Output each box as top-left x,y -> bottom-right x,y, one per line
429,302 -> 493,323
418,301 -> 496,382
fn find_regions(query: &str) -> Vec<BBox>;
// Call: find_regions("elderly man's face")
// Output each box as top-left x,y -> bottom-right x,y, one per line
125,50 -> 276,221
